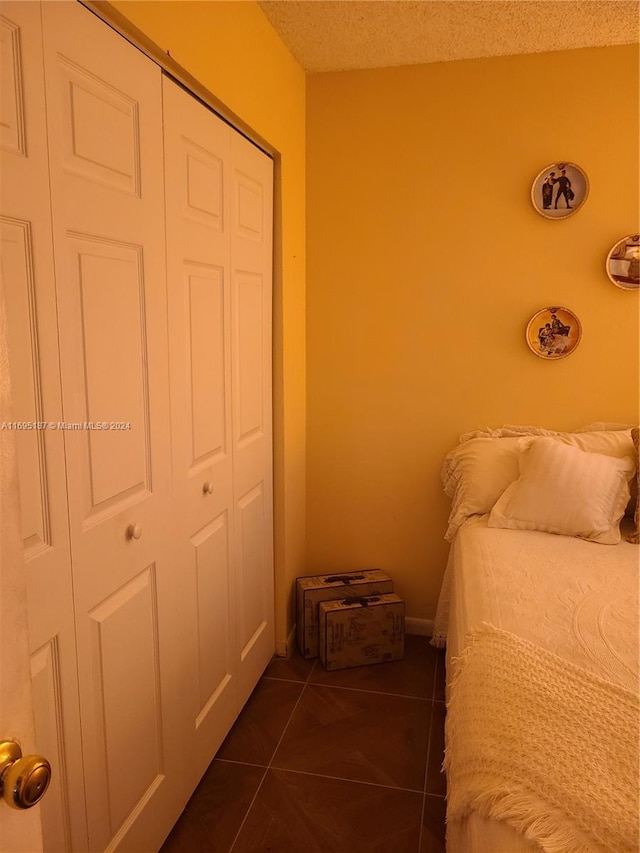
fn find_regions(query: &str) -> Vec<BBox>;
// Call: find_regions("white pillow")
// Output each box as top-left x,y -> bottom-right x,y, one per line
488,437 -> 634,544
521,428 -> 636,518
441,436 -> 525,540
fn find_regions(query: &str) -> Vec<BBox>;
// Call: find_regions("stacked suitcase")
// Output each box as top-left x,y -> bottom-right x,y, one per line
296,570 -> 405,670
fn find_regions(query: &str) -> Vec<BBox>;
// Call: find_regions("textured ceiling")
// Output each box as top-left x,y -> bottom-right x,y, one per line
258,0 -> 640,72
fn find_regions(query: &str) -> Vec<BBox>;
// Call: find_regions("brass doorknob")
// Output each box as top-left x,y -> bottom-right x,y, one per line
126,523 -> 142,540
0,740 -> 51,809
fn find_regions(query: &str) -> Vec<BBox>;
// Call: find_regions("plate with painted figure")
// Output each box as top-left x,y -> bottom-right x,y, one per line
526,306 -> 582,360
531,162 -> 588,219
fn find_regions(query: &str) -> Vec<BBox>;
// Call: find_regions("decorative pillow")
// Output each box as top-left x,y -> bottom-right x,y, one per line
441,436 -> 525,540
527,429 -> 635,517
488,437 -> 634,545
628,428 -> 640,544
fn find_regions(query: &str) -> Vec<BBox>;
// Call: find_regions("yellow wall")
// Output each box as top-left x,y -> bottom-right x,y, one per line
306,46 -> 640,624
111,0 -> 306,647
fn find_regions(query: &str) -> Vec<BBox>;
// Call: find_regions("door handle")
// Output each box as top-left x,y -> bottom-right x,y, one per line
126,523 -> 143,540
0,740 -> 51,810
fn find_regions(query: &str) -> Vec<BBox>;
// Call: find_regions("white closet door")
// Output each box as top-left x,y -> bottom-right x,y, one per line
229,130 -> 274,708
163,74 -> 275,763
162,77 -> 237,789
0,3 -> 87,849
41,4 -> 181,850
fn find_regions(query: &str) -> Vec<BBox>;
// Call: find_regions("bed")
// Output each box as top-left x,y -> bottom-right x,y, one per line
432,424 -> 640,853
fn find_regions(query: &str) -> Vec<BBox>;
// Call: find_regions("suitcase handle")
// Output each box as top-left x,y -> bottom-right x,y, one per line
341,596 -> 380,607
324,574 -> 366,584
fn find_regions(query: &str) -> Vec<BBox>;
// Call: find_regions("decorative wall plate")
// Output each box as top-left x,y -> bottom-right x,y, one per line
530,162 -> 589,219
526,306 -> 582,360
606,234 -> 640,290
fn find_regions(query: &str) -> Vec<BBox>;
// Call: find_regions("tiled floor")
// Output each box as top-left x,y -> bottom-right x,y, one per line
161,636 -> 446,852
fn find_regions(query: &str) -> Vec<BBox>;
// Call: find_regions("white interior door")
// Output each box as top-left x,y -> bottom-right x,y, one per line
229,130 -> 274,708
1,3 -> 86,849
163,77 -> 238,790
40,4 -> 182,850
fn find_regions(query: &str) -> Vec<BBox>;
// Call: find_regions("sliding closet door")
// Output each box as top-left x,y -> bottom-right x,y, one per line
41,4 -> 181,850
230,124 -> 274,708
163,77 -> 237,789
0,3 -> 87,849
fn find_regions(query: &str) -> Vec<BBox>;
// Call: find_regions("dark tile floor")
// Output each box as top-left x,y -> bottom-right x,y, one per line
161,635 -> 447,853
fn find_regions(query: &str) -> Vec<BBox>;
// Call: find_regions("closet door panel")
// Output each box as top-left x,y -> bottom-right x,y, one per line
64,235 -> 151,521
192,511 -> 233,716
0,11 -> 26,155
87,566 -> 163,833
55,57 -> 141,196
186,263 -> 227,463
163,77 -> 237,789
41,4 -> 180,850
230,134 -> 274,708
0,4 -> 86,849
236,483 -> 268,651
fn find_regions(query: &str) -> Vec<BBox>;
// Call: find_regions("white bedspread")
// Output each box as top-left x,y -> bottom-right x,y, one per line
433,517 -> 639,853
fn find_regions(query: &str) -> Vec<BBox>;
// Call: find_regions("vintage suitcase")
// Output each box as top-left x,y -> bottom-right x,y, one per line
296,569 -> 393,658
318,593 -> 405,671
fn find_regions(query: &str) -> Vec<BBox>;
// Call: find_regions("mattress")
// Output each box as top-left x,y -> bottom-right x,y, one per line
437,516 -> 639,853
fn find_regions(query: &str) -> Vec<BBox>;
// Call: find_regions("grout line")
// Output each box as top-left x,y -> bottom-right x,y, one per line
262,675 -> 314,685
418,696 -> 436,850
227,765 -> 269,853
431,652 -> 440,703
266,765 -> 426,796
419,649 -> 443,851
417,792 -> 427,853
267,663 -> 317,765
228,658 -> 317,852
304,681 -> 432,702
215,757 -> 270,770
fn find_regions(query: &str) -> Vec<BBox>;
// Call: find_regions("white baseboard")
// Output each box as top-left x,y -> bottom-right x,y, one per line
405,617 -> 434,637
275,623 -> 297,659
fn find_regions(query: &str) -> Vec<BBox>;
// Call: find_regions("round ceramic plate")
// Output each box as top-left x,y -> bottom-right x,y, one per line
526,306 -> 582,360
606,234 -> 640,290
530,162 -> 589,219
